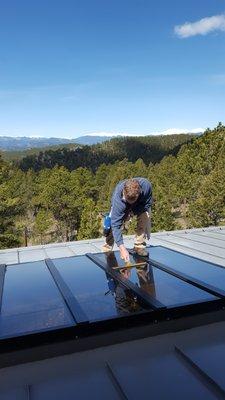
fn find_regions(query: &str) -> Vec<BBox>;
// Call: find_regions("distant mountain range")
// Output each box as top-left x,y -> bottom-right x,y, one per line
0,135 -> 116,151
0,131 -> 203,151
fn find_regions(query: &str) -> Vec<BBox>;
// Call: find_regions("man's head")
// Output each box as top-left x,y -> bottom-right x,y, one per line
123,179 -> 141,204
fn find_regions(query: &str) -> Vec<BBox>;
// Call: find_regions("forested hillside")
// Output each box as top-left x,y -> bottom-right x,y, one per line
3,143 -> 80,162
0,125 -> 224,249
17,134 -> 195,172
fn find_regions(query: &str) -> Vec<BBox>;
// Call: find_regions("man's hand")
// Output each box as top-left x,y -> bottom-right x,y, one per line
119,244 -> 130,262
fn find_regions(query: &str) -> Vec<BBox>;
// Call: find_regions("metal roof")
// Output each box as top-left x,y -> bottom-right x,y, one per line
0,225 -> 225,266
1,320 -> 225,399
1,226 -> 225,400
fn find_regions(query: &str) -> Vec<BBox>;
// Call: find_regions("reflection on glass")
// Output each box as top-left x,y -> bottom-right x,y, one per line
0,261 -> 74,338
53,256 -> 147,321
149,247 -> 225,291
105,271 -> 143,315
96,251 -> 217,307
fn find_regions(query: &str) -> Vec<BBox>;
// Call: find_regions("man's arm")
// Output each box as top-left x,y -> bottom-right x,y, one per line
111,198 -> 130,262
143,182 -> 152,212
111,199 -> 125,247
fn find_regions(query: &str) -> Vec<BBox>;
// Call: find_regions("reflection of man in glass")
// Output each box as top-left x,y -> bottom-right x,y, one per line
104,249 -> 156,301
126,251 -> 156,298
104,252 -> 142,315
136,264 -> 156,298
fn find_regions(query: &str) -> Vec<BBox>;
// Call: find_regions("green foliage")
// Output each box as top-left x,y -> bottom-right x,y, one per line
151,188 -> 176,232
0,124 -> 224,248
36,167 -> 79,241
77,199 -> 101,240
3,143 -> 80,162
0,156 -> 23,248
188,166 -> 225,227
33,209 -> 54,244
17,134 -> 195,172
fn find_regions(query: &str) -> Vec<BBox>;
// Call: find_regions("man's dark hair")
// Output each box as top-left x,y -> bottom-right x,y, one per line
123,179 -> 141,203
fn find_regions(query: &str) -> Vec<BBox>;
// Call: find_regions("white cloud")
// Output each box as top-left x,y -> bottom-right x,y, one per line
174,14 -> 225,38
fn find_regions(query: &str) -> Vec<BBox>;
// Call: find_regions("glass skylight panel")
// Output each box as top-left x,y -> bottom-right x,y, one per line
0,247 -> 223,347
0,261 -> 74,339
52,256 -> 148,321
94,252 -> 217,307
149,247 -> 225,293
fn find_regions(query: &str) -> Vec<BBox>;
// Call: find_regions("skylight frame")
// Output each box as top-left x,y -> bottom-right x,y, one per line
0,247 -> 225,367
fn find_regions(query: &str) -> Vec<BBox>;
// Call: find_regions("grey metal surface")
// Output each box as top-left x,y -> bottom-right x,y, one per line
0,387 -> 28,400
0,226 -> 224,266
1,321 -> 225,399
109,353 -> 216,400
191,231 -> 225,243
19,249 -> 46,263
176,344 -> 225,397
173,232 -> 225,249
44,246 -> 74,259
0,251 -> 19,265
67,243 -> 100,255
31,369 -> 120,400
158,234 -> 225,259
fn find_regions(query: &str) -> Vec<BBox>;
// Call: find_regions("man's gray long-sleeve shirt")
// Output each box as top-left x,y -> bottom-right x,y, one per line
110,177 -> 152,246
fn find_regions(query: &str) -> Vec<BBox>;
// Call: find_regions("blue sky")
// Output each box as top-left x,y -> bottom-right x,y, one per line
0,0 -> 225,137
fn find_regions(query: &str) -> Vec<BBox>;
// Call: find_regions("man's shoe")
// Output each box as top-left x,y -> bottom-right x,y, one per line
133,246 -> 149,257
102,244 -> 113,252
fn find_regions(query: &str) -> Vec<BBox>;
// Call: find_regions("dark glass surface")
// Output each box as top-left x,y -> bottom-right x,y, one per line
149,246 -> 225,292
52,256 -> 147,321
95,252 -> 217,307
0,261 -> 74,338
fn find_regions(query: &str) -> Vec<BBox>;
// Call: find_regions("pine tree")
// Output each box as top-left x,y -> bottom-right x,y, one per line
77,199 -> 101,240
0,157 -> 23,248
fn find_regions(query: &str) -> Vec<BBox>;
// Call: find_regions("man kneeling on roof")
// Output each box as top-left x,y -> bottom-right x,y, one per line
102,177 -> 152,262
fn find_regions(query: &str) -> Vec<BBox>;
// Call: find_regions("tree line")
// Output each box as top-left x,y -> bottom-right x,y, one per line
16,134 -> 195,172
0,125 -> 224,249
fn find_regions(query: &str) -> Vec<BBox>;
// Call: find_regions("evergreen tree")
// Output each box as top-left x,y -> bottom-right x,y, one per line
0,157 -> 23,248
77,199 -> 101,240
189,167 -> 225,227
33,209 -> 54,244
151,186 -> 176,232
